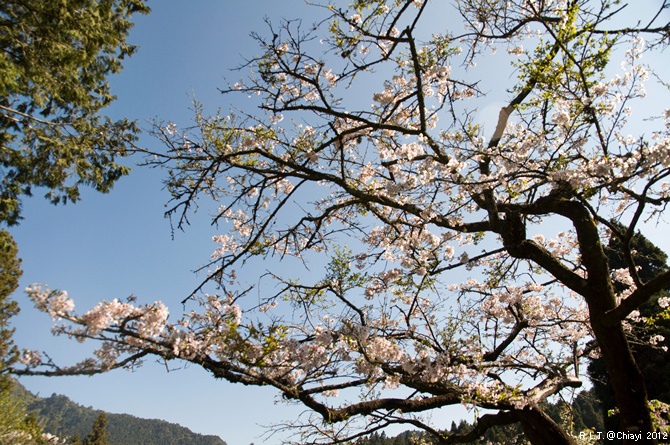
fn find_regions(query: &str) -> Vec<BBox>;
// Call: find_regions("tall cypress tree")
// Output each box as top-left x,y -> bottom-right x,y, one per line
84,413 -> 110,445
0,229 -> 21,389
0,230 -> 44,445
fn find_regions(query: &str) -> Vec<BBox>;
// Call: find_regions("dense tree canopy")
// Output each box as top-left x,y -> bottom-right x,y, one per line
0,0 -> 149,225
14,1 -> 670,444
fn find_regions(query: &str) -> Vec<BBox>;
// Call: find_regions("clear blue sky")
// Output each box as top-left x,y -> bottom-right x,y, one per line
8,2 -> 670,445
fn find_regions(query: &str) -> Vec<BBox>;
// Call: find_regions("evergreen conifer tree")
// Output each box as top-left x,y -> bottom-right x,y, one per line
83,413 -> 110,445
0,229 -> 21,386
0,230 -> 42,444
0,0 -> 149,225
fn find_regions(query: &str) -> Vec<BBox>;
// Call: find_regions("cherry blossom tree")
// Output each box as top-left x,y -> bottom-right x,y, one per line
13,0 -> 670,444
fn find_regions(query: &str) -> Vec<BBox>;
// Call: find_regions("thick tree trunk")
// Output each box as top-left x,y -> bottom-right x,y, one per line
527,198 -> 658,445
590,315 -> 658,445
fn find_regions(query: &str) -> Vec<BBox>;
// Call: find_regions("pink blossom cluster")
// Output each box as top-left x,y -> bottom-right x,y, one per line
26,285 -> 75,320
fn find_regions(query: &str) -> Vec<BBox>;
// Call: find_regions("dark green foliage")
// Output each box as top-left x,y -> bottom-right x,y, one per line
445,418 -> 526,445
605,222 -> 668,285
0,229 -> 21,388
540,390 -> 605,444
83,413 -> 109,445
1,378 -> 45,444
571,390 -> 605,433
0,229 -> 23,443
26,390 -> 227,445
0,0 -> 150,225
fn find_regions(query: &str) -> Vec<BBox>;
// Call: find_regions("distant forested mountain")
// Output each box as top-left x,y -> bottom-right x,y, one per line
13,381 -> 226,445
